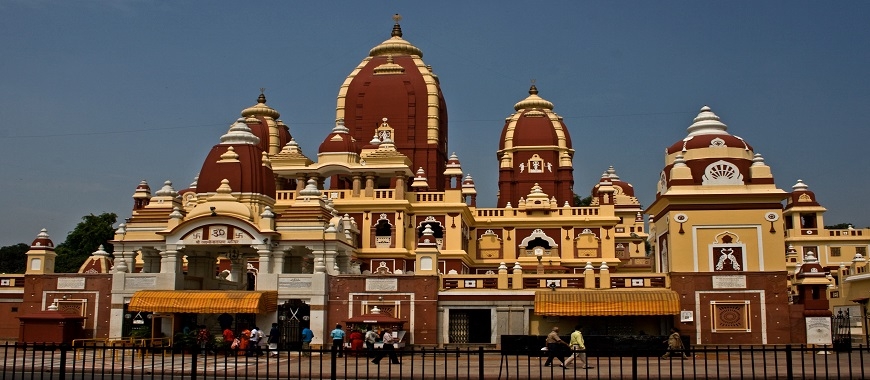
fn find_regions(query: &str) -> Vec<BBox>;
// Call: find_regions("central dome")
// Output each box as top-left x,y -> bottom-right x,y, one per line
335,14 -> 448,190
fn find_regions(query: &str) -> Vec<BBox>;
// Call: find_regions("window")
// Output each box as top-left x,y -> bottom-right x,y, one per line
711,301 -> 750,332
800,213 -> 817,229
831,247 -> 841,257
857,247 -> 867,256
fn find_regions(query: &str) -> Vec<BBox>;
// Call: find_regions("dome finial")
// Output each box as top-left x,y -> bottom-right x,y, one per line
391,14 -> 403,37
258,88 -> 266,104
529,79 -> 538,95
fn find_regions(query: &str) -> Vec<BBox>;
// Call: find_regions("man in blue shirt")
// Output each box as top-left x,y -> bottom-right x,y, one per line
330,324 -> 346,358
301,325 -> 314,357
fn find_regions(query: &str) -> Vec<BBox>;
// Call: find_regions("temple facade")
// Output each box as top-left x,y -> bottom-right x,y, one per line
12,15 -> 870,348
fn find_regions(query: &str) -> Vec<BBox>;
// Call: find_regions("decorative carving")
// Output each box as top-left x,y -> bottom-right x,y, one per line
702,160 -> 744,185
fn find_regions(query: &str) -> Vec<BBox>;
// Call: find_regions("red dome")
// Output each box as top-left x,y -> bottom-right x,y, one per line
337,16 -> 448,190
497,85 -> 572,151
318,120 -> 361,154
667,133 -> 752,155
196,119 -> 275,197
30,228 -> 55,250
785,179 -> 821,209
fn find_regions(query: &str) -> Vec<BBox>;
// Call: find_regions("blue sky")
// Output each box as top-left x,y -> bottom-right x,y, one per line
1,1 -> 869,246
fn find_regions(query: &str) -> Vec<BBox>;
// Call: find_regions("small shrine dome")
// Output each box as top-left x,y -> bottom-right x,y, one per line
658,106 -> 772,192
592,166 -> 636,198
318,119 -> 361,154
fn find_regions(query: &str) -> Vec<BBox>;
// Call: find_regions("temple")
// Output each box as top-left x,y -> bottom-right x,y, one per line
4,15 -> 868,349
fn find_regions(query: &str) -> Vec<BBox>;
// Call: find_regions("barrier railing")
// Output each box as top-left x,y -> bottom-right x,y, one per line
1,342 -> 868,379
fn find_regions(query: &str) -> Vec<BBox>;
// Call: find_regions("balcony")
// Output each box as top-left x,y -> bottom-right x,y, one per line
440,272 -> 668,291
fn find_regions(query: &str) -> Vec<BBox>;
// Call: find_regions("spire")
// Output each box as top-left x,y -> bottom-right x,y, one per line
513,84 -> 554,111
461,174 -> 477,195
443,152 -> 463,176
391,13 -> 403,37
417,224 -> 438,247
220,118 -> 261,145
792,179 -> 809,191
411,167 -> 429,189
241,90 -> 280,119
332,118 -> 350,134
686,105 -> 728,136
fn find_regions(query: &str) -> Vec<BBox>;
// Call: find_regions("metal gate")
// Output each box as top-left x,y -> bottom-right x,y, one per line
833,309 -> 852,352
277,299 -> 310,350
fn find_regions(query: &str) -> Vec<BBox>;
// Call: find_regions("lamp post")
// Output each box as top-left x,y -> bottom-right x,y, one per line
534,247 -> 544,274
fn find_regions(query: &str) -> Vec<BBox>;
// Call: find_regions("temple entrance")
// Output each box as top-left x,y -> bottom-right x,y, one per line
277,299 -> 310,350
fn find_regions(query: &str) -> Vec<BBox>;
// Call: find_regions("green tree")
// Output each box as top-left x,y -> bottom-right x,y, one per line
573,194 -> 592,207
54,213 -> 117,273
0,243 -> 28,273
825,223 -> 853,230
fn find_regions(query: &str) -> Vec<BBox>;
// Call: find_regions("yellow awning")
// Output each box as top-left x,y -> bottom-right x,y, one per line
534,289 -> 680,316
128,290 -> 278,314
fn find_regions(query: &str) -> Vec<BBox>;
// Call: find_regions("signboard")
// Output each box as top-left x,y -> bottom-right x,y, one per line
57,277 -> 86,290
125,276 -> 157,289
806,317 -> 833,345
279,277 -> 312,289
712,275 -> 747,289
366,278 -> 398,292
680,310 -> 694,322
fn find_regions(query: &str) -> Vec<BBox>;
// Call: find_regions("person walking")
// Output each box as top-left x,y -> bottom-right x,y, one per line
268,323 -> 280,358
662,327 -> 689,359
543,326 -> 568,368
364,326 -> 379,357
222,326 -> 235,356
371,328 -> 400,365
350,328 -> 364,355
330,324 -> 347,358
249,326 -> 263,357
563,325 -> 592,369
301,325 -> 314,357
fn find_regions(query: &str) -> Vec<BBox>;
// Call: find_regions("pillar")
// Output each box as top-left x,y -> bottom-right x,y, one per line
352,174 -> 362,197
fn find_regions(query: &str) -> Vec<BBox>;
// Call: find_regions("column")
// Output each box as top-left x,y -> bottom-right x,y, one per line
352,175 -> 362,197
395,173 -> 406,200
295,176 -> 306,197
272,248 -> 285,274
364,174 -> 375,197
258,249 -> 272,274
160,250 -> 179,274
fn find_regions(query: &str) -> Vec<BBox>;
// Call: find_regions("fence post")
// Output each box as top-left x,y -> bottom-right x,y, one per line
330,348 -> 337,380
190,349 -> 198,380
479,346 -> 485,380
631,350 -> 638,380
58,343 -> 69,379
785,344 -> 793,380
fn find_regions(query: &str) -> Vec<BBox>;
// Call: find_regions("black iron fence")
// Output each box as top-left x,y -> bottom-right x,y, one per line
1,342 -> 868,379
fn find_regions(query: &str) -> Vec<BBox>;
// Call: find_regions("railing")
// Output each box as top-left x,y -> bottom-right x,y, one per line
828,228 -> 864,236
441,273 -> 669,290
415,193 -> 444,202
2,342 -> 868,379
374,190 -> 395,199
275,190 -> 296,201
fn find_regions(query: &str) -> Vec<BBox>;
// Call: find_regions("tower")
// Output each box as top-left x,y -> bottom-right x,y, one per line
336,14 -> 448,190
496,85 -> 574,207
24,229 -> 56,274
646,106 -> 791,344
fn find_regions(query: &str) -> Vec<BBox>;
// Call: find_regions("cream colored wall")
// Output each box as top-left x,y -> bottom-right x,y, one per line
664,209 -> 786,273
